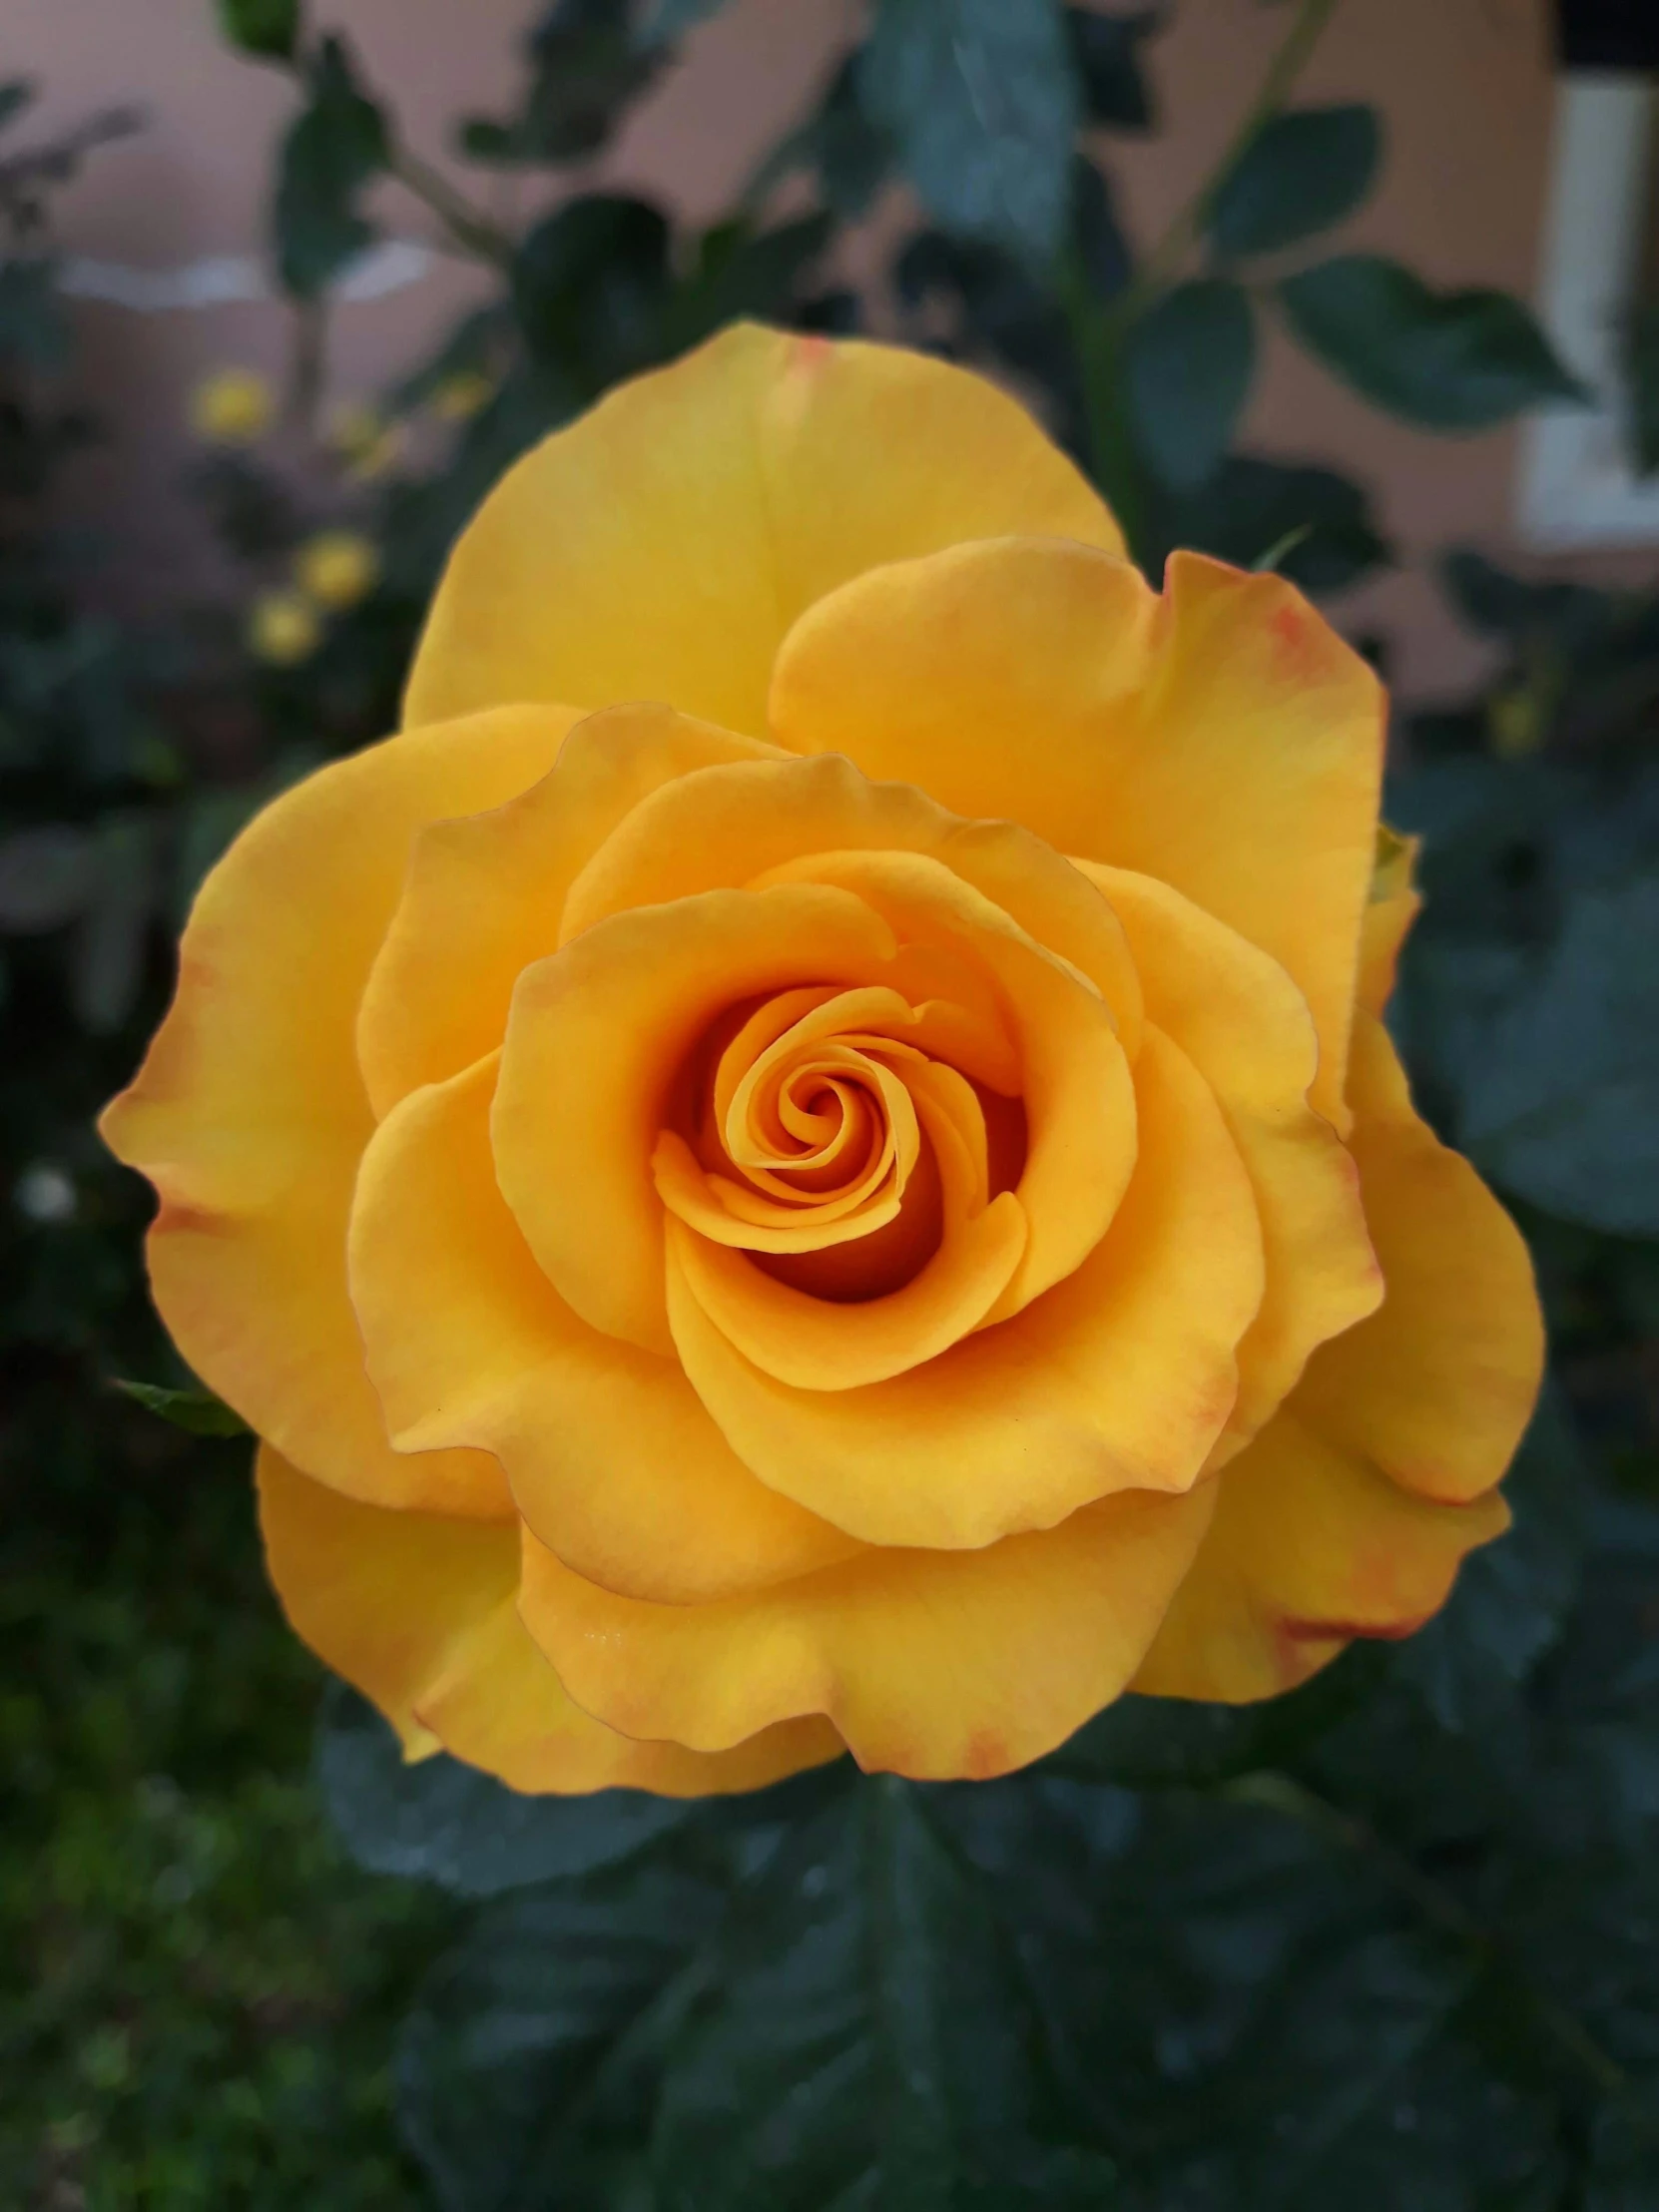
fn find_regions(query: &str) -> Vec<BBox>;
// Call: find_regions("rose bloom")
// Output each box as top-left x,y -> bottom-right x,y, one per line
102,326 -> 1542,1794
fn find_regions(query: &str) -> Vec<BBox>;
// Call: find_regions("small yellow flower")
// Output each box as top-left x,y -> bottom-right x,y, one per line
248,589 -> 322,667
325,399 -> 406,481
294,529 -> 380,611
1486,681 -> 1547,761
189,367 -> 276,446
429,369 -> 497,423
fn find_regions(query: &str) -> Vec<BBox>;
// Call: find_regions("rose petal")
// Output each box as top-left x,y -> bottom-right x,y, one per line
519,1479 -> 1215,1782
347,1053 -> 859,1604
770,540 -> 1382,1129
100,706 -> 579,1517
493,882 -> 900,1355
403,322 -> 1123,738
670,1025 -> 1262,1549
258,1445 -> 842,1795
357,702 -> 783,1118
1291,1015 -> 1543,1506
1080,863 -> 1382,1450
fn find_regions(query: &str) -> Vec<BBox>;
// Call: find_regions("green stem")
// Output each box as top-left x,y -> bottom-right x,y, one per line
1113,0 -> 1344,325
1226,1772 -> 1635,2109
385,140 -> 515,270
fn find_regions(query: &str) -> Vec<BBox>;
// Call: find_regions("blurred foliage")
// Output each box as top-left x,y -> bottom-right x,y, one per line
2,0 -> 1657,2203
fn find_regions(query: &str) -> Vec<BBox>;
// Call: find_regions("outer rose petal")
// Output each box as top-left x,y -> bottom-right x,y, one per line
357,703 -> 784,1118
1133,1014 -> 1542,1701
1128,1415 -> 1511,1702
668,1026 -> 1262,1550
100,706 -> 580,1517
1292,1015 -> 1543,1506
518,1480 -> 1216,1782
769,539 -> 1382,1128
1079,863 -> 1382,1448
347,1052 -> 859,1603
402,323 -> 1123,739
258,1447 -> 842,1795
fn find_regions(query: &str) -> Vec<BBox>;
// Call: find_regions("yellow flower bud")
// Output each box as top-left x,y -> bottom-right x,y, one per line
293,529 -> 380,611
248,589 -> 322,667
189,367 -> 276,446
429,368 -> 497,423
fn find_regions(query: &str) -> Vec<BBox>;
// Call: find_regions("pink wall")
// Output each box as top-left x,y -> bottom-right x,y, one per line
11,0 -> 1645,700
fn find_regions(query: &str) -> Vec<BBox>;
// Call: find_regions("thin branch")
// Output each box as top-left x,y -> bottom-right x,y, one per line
1110,0 -> 1343,325
384,140 -> 516,270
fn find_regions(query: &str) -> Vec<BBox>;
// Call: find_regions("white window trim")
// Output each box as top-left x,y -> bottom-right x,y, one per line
1517,72 -> 1659,548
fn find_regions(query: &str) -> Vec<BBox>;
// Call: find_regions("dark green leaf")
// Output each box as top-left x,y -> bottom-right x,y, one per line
1048,1645 -> 1388,1789
1071,155 -> 1132,302
1587,2105 -> 1659,2212
1209,104 -> 1382,260
0,258 -> 68,372
458,0 -> 659,169
511,193 -> 672,393
316,1683 -> 693,1897
216,0 -> 301,63
1622,299 -> 1659,478
1279,253 -> 1587,430
1393,1392 -> 1587,1739
1064,6 -> 1160,130
749,53 -> 893,222
274,35 -> 389,296
654,1779 -> 1095,2209
400,1851 -> 732,2212
670,212 -> 833,350
1123,276 -> 1255,492
1452,871 -> 1659,1234
1439,545 -> 1617,653
1166,454 -> 1390,595
862,0 -> 1081,267
112,1378 -> 251,1437
638,0 -> 733,43
0,79 -> 35,135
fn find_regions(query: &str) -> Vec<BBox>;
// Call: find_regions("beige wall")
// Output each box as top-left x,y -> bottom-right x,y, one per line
13,0 -> 1650,700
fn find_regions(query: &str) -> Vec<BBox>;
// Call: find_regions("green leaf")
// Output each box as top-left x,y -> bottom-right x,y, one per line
0,258 -> 69,373
1623,299 -> 1659,478
670,212 -> 833,350
1123,276 -> 1256,493
653,1778 -> 1098,2208
1457,871 -> 1659,1235
216,0 -> 301,63
0,78 -> 35,135
274,34 -> 389,296
1167,454 -> 1389,595
862,0 -> 1081,267
316,1683 -> 694,1897
399,1851 -> 733,2211
1064,5 -> 1160,130
511,193 -> 672,395
1209,104 -> 1382,260
1278,253 -> 1587,430
458,0 -> 659,170
749,53 -> 893,222
638,0 -> 733,43
111,1379 -> 251,1437
1046,1643 -> 1387,1788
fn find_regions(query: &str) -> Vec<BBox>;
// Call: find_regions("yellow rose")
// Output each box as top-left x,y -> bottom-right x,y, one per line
246,588 -> 322,667
294,529 -> 381,612
189,366 -> 276,446
102,326 -> 1543,1795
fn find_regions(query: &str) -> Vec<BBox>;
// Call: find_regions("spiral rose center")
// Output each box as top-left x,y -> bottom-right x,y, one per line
655,981 -> 1023,1308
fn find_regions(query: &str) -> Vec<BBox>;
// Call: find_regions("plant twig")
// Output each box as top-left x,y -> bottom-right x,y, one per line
384,141 -> 515,270
1111,0 -> 1344,325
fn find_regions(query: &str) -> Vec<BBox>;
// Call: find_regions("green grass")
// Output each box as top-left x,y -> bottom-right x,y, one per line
0,1426 -> 451,2210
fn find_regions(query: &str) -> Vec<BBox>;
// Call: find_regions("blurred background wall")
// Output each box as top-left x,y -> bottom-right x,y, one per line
7,0 -> 1641,699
